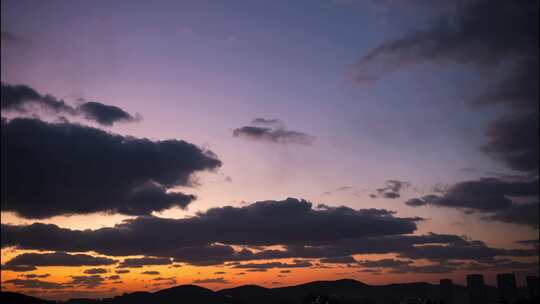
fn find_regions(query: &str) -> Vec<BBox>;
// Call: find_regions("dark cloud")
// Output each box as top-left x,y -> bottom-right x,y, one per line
233,119 -> 315,145
115,269 -> 130,274
68,275 -> 105,289
405,177 -> 539,228
3,279 -> 66,289
231,260 -> 312,269
319,256 -> 358,264
78,101 -> 141,126
372,180 -> 411,199
19,274 -> 50,279
192,277 -> 230,284
405,178 -> 538,211
352,0 -> 538,87
352,0 -> 539,173
1,83 -> 75,114
517,239 -> 540,248
0,265 -> 37,272
83,268 -> 108,274
251,118 -> 283,126
107,275 -> 121,280
141,271 -> 160,275
357,259 -> 412,268
482,113 -> 539,173
1,83 -> 141,126
482,202 -> 539,228
388,263 -> 457,274
117,257 -> 172,268
2,199 -> 535,269
1,31 -> 17,43
4,252 -> 117,267
1,198 -> 419,259
1,118 -> 221,218
3,223 -> 534,269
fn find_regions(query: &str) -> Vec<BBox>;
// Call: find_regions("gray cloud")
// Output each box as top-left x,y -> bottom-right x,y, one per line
351,0 -> 539,173
372,180 -> 411,199
233,119 -> 315,145
141,271 -> 160,275
19,274 -> 50,279
3,252 -> 117,268
3,279 -> 66,289
1,198 -> 420,262
482,113 -> 539,173
319,256 -> 358,264
405,177 -> 539,228
192,277 -> 230,284
117,257 -> 172,268
68,275 -> 105,289
1,83 -> 141,126
83,268 -> 108,274
77,101 -> 141,126
231,260 -> 312,270
1,118 -> 220,218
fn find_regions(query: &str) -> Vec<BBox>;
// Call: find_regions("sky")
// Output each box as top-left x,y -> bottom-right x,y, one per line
0,0 -> 538,300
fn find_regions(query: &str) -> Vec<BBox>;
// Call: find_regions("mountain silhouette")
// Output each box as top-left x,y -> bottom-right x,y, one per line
1,278 -> 533,304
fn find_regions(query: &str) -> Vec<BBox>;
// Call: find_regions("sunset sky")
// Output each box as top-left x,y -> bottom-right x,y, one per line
1,0 -> 538,300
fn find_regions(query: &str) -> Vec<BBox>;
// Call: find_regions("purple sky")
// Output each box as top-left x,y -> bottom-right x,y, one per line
1,0 -> 538,298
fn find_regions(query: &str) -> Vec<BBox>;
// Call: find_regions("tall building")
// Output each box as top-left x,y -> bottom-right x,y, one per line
467,274 -> 486,304
527,276 -> 539,298
497,273 -> 517,303
439,279 -> 454,304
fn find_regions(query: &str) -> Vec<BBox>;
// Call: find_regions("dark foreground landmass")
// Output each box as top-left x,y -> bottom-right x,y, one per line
1,279 -> 538,304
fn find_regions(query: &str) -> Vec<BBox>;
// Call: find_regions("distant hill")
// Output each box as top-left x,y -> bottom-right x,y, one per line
1,278 -> 535,304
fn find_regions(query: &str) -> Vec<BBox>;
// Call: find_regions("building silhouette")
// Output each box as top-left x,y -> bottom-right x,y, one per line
527,276 -> 539,299
439,279 -> 454,304
467,274 -> 486,304
497,273 -> 517,303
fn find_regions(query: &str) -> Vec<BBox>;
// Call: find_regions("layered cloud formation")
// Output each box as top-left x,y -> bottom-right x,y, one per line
2,198 -> 536,273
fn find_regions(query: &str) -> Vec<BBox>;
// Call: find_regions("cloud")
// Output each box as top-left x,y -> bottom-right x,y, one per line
1,83 -> 75,114
19,274 -> 50,279
251,118 -> 283,126
83,268 -> 108,274
2,199 -> 535,270
77,101 -> 141,126
233,119 -> 316,145
351,0 -> 539,173
371,180 -> 411,199
117,257 -> 172,268
231,260 -> 312,269
319,256 -> 358,264
141,271 -> 160,275
1,83 -> 142,127
405,177 -> 539,228
1,31 -> 17,43
0,265 -> 37,272
3,279 -> 66,289
3,252 -> 117,268
1,198 -> 420,263
482,113 -> 539,173
115,269 -> 130,274
352,0 -> 538,85
68,275 -> 105,289
1,118 -> 221,218
482,202 -> 539,228
357,259 -> 412,268
192,277 -> 230,284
